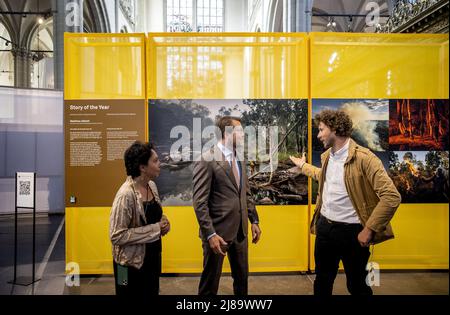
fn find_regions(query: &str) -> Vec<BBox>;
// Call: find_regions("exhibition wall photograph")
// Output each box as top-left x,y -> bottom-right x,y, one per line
148,99 -> 309,206
311,98 -> 449,204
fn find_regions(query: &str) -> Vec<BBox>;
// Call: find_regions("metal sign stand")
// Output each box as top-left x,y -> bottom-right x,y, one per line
8,172 -> 40,286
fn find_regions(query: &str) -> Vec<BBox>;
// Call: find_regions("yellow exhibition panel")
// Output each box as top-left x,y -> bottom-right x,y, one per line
309,204 -> 449,270
64,34 -> 148,274
162,206 -> 309,273
147,33 -> 309,99
66,207 -> 113,274
309,32 -> 449,270
310,33 -> 449,99
64,33 -> 146,100
147,33 -> 310,273
65,33 -> 310,274
66,205 -> 309,274
64,32 -> 449,275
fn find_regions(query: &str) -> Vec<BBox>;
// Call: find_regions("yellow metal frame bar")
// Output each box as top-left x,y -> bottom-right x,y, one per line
64,33 -> 147,100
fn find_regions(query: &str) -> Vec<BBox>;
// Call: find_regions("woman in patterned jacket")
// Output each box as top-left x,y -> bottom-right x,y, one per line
110,141 -> 170,295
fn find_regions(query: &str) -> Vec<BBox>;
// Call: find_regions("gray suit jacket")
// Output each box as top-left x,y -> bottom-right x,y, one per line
192,146 -> 259,242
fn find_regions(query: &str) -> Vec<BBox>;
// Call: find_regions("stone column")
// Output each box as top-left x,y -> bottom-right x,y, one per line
12,48 -> 33,88
53,0 -> 84,90
283,0 -> 312,32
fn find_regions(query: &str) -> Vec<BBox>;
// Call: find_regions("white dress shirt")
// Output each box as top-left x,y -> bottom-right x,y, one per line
320,139 -> 360,224
217,142 -> 241,179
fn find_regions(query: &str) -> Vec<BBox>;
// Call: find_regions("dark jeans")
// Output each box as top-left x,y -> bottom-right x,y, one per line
314,214 -> 373,296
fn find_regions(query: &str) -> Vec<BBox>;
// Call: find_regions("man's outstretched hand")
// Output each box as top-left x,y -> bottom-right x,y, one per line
289,152 -> 306,169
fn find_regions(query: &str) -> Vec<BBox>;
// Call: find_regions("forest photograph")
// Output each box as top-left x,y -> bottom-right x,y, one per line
389,99 -> 449,151
312,99 -> 389,152
388,151 -> 449,203
148,99 -> 309,206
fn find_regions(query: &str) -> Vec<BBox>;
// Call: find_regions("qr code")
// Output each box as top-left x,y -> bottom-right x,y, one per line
19,181 -> 31,195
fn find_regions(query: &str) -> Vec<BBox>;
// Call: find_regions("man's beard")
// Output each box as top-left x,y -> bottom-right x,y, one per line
323,138 -> 333,149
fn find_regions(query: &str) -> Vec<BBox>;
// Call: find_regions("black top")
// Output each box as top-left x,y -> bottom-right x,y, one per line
143,198 -> 163,253
143,198 -> 162,224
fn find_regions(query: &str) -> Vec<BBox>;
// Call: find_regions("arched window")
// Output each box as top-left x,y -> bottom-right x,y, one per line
166,0 -> 224,32
29,18 -> 54,89
165,0 -> 225,96
0,22 -> 14,86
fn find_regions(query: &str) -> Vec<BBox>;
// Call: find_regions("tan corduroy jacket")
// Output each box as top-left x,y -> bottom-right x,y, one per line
301,139 -> 401,244
109,176 -> 162,269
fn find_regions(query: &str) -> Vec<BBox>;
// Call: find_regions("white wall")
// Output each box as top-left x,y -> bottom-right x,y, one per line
0,23 -> 14,86
117,5 -> 134,32
0,52 -> 14,87
248,0 -> 275,32
0,87 -> 64,214
104,0 -> 117,32
31,57 -> 54,89
142,0 -> 165,32
225,0 -> 248,32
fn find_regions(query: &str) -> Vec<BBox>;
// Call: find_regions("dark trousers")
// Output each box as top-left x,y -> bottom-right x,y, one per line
314,214 -> 373,296
198,236 -> 249,296
113,243 -> 161,296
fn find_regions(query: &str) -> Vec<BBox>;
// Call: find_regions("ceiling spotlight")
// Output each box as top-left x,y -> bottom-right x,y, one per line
38,16 -> 44,24
327,17 -> 336,28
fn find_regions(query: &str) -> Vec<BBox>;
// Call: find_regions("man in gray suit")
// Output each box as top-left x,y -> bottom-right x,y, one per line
193,116 -> 262,296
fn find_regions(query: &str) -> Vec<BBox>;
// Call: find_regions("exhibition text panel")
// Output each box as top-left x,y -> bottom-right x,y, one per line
64,99 -> 146,207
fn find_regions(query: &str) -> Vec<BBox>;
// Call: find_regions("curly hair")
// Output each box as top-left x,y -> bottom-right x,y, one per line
314,109 -> 353,137
124,141 -> 155,178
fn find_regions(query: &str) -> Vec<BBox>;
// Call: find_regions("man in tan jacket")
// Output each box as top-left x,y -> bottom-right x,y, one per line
290,109 -> 401,296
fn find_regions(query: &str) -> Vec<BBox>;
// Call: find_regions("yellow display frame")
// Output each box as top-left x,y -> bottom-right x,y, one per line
146,32 -> 310,273
64,33 -> 147,100
309,32 -> 449,99
64,33 -> 148,274
64,32 -> 449,275
309,32 -> 449,270
147,32 -> 309,99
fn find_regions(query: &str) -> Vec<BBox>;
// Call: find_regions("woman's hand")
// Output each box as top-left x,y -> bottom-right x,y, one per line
159,215 -> 170,236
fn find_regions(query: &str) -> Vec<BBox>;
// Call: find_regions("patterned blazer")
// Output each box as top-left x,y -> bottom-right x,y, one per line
109,176 -> 162,269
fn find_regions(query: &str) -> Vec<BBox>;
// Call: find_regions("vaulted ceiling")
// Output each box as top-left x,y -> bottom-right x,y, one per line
0,0 -> 110,52
312,0 -> 391,32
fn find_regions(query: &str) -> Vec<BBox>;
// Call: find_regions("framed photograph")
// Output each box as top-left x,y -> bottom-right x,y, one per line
389,99 -> 449,151
149,99 -> 309,206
